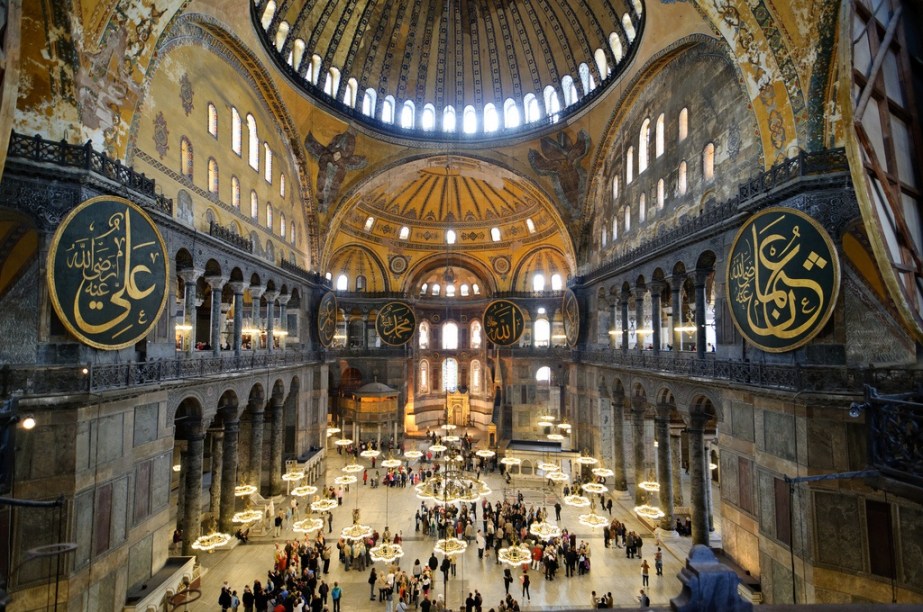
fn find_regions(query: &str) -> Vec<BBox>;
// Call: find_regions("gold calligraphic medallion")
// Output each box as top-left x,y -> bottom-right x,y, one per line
376,301 -> 416,346
483,300 -> 524,346
46,196 -> 169,350
562,288 -> 580,347
317,291 -> 338,347
726,207 -> 840,353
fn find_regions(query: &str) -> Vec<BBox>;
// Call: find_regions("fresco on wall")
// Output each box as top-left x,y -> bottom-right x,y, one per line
304,131 -> 367,213
528,130 -> 590,224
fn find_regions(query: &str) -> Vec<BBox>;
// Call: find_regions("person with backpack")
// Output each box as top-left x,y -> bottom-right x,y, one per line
218,584 -> 232,610
331,582 -> 343,612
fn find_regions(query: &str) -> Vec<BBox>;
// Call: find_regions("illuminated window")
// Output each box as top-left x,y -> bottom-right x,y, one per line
562,76 -> 578,107
442,322 -> 458,350
504,98 -> 520,129
622,14 -> 636,42
613,176 -> 619,199
231,108 -> 241,155
442,358 -> 458,392
382,96 -> 396,124
308,55 -> 322,85
446,229 -> 456,244
609,32 -> 623,63
261,1 -> 276,29
323,67 -> 340,97
446,284 -> 456,297
491,227 -> 501,242
264,144 -> 273,182
484,104 -> 499,132
602,228 -> 608,247
275,21 -> 289,52
336,274 -> 348,291
471,360 -> 482,393
579,63 -> 594,95
421,283 -> 428,295
460,284 -> 469,297
624,206 -> 631,232
463,105 -> 477,134
362,89 -> 377,117
231,176 -> 240,208
679,107 -> 688,141
207,103 -> 218,137
419,360 -> 430,393
639,118 -> 650,174
626,146 -> 634,184
292,39 -> 306,72
536,366 -> 551,382
247,114 -> 258,170
639,193 -> 646,222
523,94 -> 540,123
266,204 -> 273,230
543,86 -> 560,120
655,114 -> 665,158
399,226 -> 410,240
526,218 -> 536,233
443,106 -> 456,132
342,77 -> 358,108
534,318 -> 550,347
657,178 -> 665,209
703,143 -> 715,181
251,191 -> 258,219
180,137 -> 193,178
207,158 -> 218,194
419,321 -> 430,349
679,160 -> 688,194
432,283 -> 440,296
280,173 -> 286,198
355,275 -> 366,292
533,273 -> 546,292
595,48 -> 609,78
364,216 -> 375,231
290,223 -> 296,245
551,274 -> 563,291
612,216 -> 618,240
400,100 -> 416,129
280,213 -> 286,238
422,104 -> 436,131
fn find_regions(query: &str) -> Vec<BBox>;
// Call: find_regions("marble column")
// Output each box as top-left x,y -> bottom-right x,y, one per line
264,289 -> 278,354
248,398 -> 266,491
671,429 -> 685,506
705,439 -> 715,531
178,268 -> 203,358
695,269 -> 709,359
181,427 -> 205,556
631,395 -> 647,502
671,275 -> 684,352
277,294 -> 291,352
206,275 -> 228,356
650,281 -> 663,354
655,404 -> 675,531
687,412 -> 710,546
248,285 -> 266,349
229,281 -> 246,356
209,430 -> 224,519
620,290 -> 630,354
611,395 -> 628,491
176,442 -> 187,528
609,302 -> 619,349
269,395 -> 285,496
219,419 -> 240,533
634,286 -> 645,351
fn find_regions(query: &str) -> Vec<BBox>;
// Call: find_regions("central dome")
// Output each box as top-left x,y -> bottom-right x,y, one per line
253,0 -> 644,139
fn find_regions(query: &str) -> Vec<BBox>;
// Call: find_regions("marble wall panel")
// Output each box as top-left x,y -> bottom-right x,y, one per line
758,468 -> 776,538
814,491 -> 863,572
73,488 -> 93,569
151,452 -> 171,514
806,418 -> 835,470
730,400 -> 755,442
762,411 -> 795,461
721,451 -> 739,506
133,403 -> 159,447
899,504 -> 923,587
96,413 -> 125,465
111,476 -> 128,549
128,533 -> 153,589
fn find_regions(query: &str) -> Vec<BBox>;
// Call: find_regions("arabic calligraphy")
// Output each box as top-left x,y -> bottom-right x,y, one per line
726,207 -> 840,353
562,289 -> 580,347
376,302 -> 416,346
317,292 -> 338,348
483,300 -> 525,346
47,196 -> 168,350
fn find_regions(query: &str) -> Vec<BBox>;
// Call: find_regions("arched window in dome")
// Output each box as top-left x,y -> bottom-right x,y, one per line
678,107 -> 688,141
523,94 -> 540,124
470,360 -> 482,393
443,106 -> 457,132
579,63 -> 594,95
421,104 -> 436,131
503,98 -> 521,129
431,283 -> 440,296
342,78 -> 358,108
551,274 -> 563,291
534,317 -> 550,348
536,366 -> 551,382
595,49 -> 609,78
280,213 -> 286,238
446,229 -> 456,244
624,206 -> 631,232
639,193 -> 646,223
561,76 -> 578,107
533,273 -> 546,292
280,173 -> 286,198
612,216 -> 618,240
419,360 -> 430,393
180,137 -> 193,178
231,176 -> 240,208
446,283 -> 456,297
613,176 -> 620,200
247,114 -> 259,170
491,227 -> 501,242
207,103 -> 218,137
420,283 -> 428,295
250,191 -> 258,219
207,158 -> 218,194
472,283 -> 480,295
657,178 -> 665,209
483,103 -> 499,132
526,218 -> 536,234
602,227 -> 608,247
460,284 -> 469,297
626,146 -> 634,184
382,96 -> 396,123
308,55 -> 322,85
419,321 -> 430,349
399,226 -> 410,240
231,107 -> 241,155
264,143 -> 273,182
275,22 -> 289,52
400,100 -> 416,129
266,204 -> 273,231
336,274 -> 348,291
544,86 -> 561,120
442,322 -> 458,350
655,114 -> 665,158
261,1 -> 275,30
442,358 -> 458,392
290,223 -> 296,245
364,216 -> 375,232
292,39 -> 306,72
355,275 -> 365,292
323,67 -> 340,98
703,143 -> 715,181
609,32 -> 624,63
622,14 -> 636,42
470,320 -> 482,348
679,160 -> 687,194
639,118 -> 650,174
463,105 -> 477,134
362,89 -> 377,117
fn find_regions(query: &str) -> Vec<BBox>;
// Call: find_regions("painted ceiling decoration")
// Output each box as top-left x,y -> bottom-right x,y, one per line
252,0 -> 645,138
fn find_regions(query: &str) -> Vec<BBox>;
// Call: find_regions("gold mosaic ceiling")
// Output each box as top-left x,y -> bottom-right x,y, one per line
254,0 -> 644,136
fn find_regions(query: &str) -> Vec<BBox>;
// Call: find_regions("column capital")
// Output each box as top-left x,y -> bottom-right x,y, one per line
654,402 -> 673,419
671,273 -> 686,288
620,288 -> 632,303
223,420 -> 241,434
228,281 -> 247,295
205,275 -> 229,290
248,397 -> 266,414
269,394 -> 284,409
276,294 -> 291,306
248,285 -> 266,301
263,289 -> 279,303
630,395 -> 648,412
177,267 -> 204,284
694,268 -> 712,286
687,411 -> 710,431
649,280 -> 666,294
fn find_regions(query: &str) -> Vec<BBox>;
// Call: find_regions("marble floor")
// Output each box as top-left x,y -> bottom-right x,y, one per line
183,451 -> 718,611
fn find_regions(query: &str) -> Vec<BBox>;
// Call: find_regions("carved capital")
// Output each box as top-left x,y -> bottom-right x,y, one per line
177,268 -> 204,284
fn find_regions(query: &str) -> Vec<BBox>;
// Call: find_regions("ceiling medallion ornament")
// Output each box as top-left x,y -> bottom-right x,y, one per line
317,291 -> 338,348
483,300 -> 525,346
493,256 -> 511,275
726,207 -> 840,353
390,255 -> 408,275
375,301 -> 416,346
562,288 -> 580,347
46,196 -> 169,350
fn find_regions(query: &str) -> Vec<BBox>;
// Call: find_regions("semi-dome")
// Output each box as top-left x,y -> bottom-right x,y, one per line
253,0 -> 644,139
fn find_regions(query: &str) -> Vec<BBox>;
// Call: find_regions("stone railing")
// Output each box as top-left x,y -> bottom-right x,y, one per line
209,221 -> 254,253
862,385 -> 923,489
281,259 -> 329,285
7,132 -> 173,215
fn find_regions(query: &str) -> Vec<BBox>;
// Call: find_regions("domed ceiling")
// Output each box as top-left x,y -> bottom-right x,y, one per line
253,0 -> 644,138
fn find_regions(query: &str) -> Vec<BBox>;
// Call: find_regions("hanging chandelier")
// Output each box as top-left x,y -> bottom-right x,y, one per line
360,449 -> 381,459
370,541 -> 405,563
404,450 -> 423,460
575,453 -> 599,466
327,427 -> 341,435
381,457 -> 403,469
537,461 -> 559,472
342,461 -> 365,474
638,479 -> 661,492
578,510 -> 609,529
293,517 -> 325,533
497,544 -> 532,566
342,521 -> 373,541
592,467 -> 614,478
441,423 -> 457,431
191,531 -> 232,551
500,456 -> 521,466
547,433 -> 565,441
475,449 -> 496,458
529,520 -> 562,541
282,470 -> 305,482
581,482 -> 608,494
434,537 -> 468,556
547,471 -> 570,483
291,485 -> 318,497
634,504 -> 666,520
429,443 -> 448,453
334,475 -> 358,486
564,494 -> 591,508
311,499 -> 338,512
232,510 -> 263,523
334,437 -> 353,447
234,484 -> 257,497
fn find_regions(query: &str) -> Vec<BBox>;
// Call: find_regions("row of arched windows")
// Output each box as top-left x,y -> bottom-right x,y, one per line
418,358 -> 483,394
622,108 -> 688,187
260,0 -> 642,135
366,218 -> 508,244
210,103 -> 284,195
